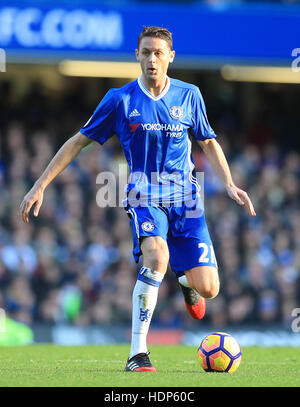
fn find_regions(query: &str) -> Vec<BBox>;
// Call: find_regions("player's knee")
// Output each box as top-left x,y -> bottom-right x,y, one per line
148,249 -> 169,271
142,237 -> 169,272
197,281 -> 219,299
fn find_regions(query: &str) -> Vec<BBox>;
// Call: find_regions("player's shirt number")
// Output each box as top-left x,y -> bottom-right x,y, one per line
198,243 -> 217,265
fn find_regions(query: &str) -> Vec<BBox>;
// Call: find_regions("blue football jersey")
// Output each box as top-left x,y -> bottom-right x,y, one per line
80,76 -> 216,207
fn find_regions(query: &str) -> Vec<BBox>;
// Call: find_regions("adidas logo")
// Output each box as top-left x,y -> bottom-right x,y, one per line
129,109 -> 141,117
127,361 -> 139,371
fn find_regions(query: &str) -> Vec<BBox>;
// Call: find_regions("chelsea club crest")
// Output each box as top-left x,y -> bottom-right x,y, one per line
141,222 -> 155,232
169,106 -> 184,120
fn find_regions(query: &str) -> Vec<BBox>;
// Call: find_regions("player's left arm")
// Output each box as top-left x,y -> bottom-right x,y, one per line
197,138 -> 256,216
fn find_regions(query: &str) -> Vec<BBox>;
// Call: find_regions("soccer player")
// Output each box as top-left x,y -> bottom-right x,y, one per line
20,26 -> 256,372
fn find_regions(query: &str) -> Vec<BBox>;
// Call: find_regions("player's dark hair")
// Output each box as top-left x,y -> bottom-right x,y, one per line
138,26 -> 173,50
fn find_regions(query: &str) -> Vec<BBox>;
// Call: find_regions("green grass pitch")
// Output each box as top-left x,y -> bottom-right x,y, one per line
0,344 -> 299,387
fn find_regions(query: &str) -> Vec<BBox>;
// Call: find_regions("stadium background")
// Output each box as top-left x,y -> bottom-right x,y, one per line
0,0 -> 300,346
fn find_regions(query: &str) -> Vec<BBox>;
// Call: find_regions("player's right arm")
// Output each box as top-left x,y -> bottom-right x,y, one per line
20,132 -> 92,223
21,88 -> 117,223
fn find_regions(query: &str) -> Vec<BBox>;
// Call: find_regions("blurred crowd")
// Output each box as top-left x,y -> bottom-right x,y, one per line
0,75 -> 299,331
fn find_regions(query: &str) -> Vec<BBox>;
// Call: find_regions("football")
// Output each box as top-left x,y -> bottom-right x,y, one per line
197,332 -> 242,373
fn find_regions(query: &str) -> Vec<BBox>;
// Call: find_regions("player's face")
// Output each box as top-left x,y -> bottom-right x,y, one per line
136,37 -> 175,83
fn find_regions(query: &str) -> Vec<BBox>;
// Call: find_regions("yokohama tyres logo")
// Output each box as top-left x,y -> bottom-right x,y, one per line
141,123 -> 183,131
129,122 -> 184,134
129,123 -> 141,133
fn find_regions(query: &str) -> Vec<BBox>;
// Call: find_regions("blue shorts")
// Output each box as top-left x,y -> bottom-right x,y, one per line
125,196 -> 217,278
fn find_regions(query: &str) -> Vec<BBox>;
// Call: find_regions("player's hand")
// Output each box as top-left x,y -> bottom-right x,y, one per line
226,185 -> 256,216
20,185 -> 44,223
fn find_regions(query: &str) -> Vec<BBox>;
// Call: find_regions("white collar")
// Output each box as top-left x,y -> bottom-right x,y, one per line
137,75 -> 170,101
